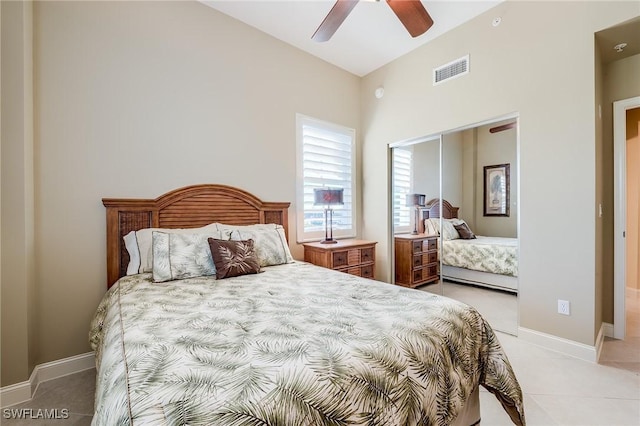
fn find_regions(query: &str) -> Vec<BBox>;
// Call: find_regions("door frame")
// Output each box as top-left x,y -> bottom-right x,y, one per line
613,96 -> 640,339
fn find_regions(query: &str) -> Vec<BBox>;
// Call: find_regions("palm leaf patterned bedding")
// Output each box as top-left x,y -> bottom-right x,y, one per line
90,262 -> 525,425
442,236 -> 518,277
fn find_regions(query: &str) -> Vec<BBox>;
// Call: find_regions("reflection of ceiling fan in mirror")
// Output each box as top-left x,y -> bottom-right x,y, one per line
489,122 -> 517,133
312,0 -> 434,42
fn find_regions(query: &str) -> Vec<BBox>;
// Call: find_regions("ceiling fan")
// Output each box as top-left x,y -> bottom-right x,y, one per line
312,0 -> 434,42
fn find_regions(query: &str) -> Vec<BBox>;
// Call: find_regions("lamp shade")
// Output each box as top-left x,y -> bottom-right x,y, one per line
405,193 -> 426,207
314,188 -> 344,206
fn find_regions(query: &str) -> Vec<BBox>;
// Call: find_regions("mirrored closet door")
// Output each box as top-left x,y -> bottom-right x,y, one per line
391,137 -> 442,296
390,117 -> 519,335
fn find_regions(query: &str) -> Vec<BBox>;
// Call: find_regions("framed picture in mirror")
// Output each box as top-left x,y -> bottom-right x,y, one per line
483,163 -> 510,216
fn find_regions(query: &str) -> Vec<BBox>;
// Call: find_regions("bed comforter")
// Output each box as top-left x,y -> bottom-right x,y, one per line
90,262 -> 525,425
442,236 -> 518,277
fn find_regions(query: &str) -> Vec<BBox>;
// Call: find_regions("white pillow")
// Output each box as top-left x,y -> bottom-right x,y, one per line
123,231 -> 141,275
228,225 -> 293,267
423,219 -> 439,236
424,218 -> 463,241
442,220 -> 462,240
122,223 -> 219,275
152,230 -> 222,283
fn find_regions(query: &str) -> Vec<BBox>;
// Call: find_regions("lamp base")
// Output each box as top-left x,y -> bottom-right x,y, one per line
320,239 -> 338,244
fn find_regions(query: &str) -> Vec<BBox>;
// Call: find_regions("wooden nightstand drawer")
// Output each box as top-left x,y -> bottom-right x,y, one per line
361,247 -> 374,263
361,264 -> 374,278
332,251 -> 348,267
413,252 -> 438,267
425,239 -> 437,251
303,240 -> 377,280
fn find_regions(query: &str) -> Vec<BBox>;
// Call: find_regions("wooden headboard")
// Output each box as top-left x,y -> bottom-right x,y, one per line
417,198 -> 459,234
102,184 -> 290,287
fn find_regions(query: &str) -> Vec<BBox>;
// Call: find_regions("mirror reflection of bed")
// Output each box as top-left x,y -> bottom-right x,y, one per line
419,198 -> 518,335
390,117 -> 518,336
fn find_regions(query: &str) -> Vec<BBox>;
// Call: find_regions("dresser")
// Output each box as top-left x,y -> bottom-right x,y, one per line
303,239 -> 376,279
394,234 -> 438,288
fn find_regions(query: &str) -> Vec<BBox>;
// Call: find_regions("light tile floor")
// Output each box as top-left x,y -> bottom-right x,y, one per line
3,289 -> 639,425
419,279 -> 518,335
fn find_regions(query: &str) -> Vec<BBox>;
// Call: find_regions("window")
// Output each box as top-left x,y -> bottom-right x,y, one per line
296,114 -> 356,242
392,147 -> 412,234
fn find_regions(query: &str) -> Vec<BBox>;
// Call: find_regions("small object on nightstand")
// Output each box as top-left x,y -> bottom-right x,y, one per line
303,239 -> 377,279
405,193 -> 426,235
394,233 -> 438,288
313,187 -> 344,244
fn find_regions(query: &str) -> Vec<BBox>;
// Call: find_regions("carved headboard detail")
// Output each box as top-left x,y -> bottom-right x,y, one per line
102,184 -> 290,287
417,198 -> 460,234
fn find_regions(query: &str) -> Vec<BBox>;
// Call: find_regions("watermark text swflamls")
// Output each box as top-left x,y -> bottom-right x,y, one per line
3,408 -> 70,420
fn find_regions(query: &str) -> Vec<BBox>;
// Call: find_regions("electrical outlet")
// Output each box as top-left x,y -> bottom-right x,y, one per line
558,299 -> 570,316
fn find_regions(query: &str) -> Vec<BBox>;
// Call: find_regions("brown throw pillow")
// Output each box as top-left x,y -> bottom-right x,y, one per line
207,238 -> 261,279
454,222 -> 476,239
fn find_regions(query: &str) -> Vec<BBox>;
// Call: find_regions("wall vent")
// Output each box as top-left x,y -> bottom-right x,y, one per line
433,55 -> 469,85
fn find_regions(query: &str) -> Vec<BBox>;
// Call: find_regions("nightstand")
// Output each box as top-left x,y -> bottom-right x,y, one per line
303,239 -> 377,279
394,234 -> 438,288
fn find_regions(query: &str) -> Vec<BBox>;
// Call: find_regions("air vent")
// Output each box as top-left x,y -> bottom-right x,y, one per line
433,55 -> 469,85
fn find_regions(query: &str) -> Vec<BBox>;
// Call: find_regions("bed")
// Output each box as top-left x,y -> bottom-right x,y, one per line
91,184 -> 525,425
418,199 -> 518,293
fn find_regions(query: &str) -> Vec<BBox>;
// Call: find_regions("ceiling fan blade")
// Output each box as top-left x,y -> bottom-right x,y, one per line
312,0 -> 360,42
489,122 -> 517,133
386,0 -> 433,38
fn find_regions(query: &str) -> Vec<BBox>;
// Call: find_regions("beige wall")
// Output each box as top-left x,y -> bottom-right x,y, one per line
1,0 -> 360,386
361,1 -> 639,345
1,0 -> 36,387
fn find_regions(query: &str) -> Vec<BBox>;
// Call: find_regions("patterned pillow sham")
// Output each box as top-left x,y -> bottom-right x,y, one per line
152,230 -> 223,282
228,226 -> 293,267
207,238 -> 261,279
124,223 -> 219,275
454,222 -> 476,239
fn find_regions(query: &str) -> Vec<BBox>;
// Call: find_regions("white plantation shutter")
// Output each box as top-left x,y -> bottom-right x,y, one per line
393,148 -> 412,233
296,115 -> 356,242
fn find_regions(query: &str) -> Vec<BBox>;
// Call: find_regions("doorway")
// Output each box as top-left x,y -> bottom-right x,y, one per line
614,97 -> 640,340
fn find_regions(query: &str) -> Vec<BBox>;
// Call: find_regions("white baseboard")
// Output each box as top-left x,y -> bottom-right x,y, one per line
602,322 -> 614,338
518,327 -> 599,362
0,352 -> 94,408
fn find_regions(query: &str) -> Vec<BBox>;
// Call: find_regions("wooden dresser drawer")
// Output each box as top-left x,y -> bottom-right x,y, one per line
413,252 -> 438,267
395,234 -> 439,288
332,251 -> 348,268
303,240 -> 377,280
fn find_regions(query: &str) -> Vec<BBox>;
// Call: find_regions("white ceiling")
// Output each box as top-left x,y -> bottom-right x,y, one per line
201,0 -> 503,76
